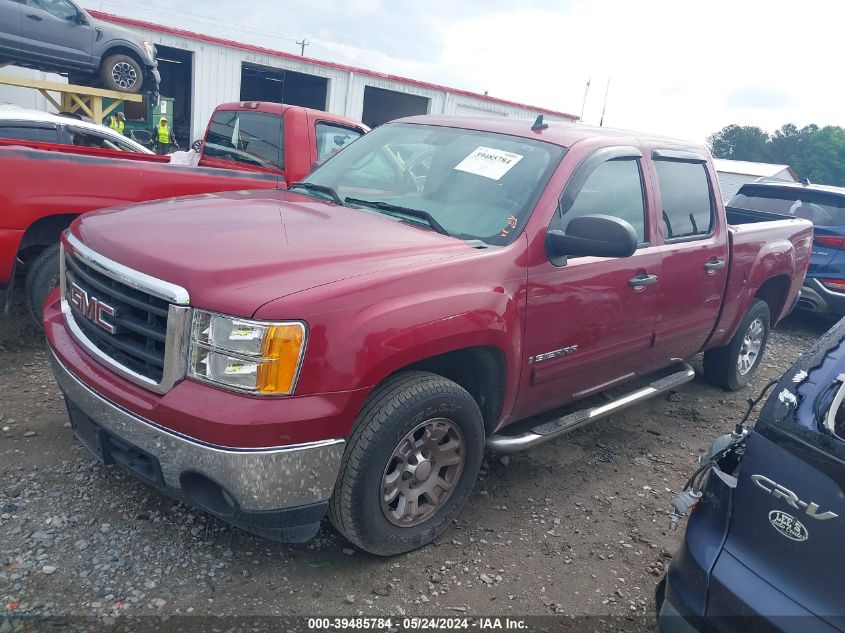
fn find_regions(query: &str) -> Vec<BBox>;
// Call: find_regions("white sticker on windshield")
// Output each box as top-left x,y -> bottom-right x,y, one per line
454,146 -> 523,181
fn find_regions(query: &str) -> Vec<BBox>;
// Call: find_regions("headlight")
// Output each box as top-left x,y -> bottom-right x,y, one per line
142,41 -> 156,62
188,310 -> 306,395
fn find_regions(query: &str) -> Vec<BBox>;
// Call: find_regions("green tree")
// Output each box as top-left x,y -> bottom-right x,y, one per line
707,125 -> 772,162
707,122 -> 845,186
800,126 -> 845,185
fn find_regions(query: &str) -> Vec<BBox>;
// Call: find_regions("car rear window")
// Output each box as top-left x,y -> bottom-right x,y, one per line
204,110 -> 284,171
729,187 -> 845,227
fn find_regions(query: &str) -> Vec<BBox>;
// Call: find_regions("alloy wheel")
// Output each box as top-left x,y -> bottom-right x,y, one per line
111,62 -> 138,90
381,417 -> 465,527
737,317 -> 764,376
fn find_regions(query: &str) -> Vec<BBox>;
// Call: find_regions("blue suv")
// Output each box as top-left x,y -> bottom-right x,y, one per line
728,182 -> 845,317
658,318 -> 845,632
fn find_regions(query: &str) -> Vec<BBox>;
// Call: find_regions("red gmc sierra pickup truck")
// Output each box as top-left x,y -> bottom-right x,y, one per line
1,101 -> 367,321
44,115 -> 812,555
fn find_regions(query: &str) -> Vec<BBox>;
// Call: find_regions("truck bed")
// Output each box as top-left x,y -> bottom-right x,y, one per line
0,145 -> 280,286
726,206 -> 796,225
707,210 -> 813,349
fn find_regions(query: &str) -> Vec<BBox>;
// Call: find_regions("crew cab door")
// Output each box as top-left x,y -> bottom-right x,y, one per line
650,151 -> 728,361
518,146 -> 662,418
0,0 -> 23,55
21,0 -> 95,67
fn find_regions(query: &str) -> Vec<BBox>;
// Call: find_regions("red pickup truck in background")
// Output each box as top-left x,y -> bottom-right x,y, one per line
1,101 -> 367,320
44,115 -> 812,555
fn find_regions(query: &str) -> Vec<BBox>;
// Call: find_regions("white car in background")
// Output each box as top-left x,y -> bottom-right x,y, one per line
0,105 -> 152,153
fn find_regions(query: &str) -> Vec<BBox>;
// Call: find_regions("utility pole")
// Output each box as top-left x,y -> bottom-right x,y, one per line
296,39 -> 310,56
580,77 -> 591,123
599,75 -> 611,127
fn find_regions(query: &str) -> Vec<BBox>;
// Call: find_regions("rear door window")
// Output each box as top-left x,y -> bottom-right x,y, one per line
0,122 -> 61,143
654,160 -> 715,240
204,110 -> 284,171
315,122 -> 363,163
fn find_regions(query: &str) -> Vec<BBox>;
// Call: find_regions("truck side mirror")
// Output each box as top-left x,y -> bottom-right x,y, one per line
191,139 -> 203,151
546,214 -> 637,261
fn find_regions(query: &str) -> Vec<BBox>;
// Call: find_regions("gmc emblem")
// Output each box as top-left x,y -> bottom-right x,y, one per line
68,281 -> 116,334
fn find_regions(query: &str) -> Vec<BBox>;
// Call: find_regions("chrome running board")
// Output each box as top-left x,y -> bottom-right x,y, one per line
487,362 -> 696,453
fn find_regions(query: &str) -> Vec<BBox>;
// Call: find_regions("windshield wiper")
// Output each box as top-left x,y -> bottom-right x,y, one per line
289,182 -> 343,206
344,197 -> 449,235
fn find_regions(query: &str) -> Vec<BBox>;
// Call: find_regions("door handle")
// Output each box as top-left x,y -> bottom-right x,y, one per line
705,259 -> 726,272
26,13 -> 43,20
628,273 -> 658,288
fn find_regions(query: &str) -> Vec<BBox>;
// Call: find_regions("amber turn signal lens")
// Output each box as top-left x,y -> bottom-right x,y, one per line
257,324 -> 306,394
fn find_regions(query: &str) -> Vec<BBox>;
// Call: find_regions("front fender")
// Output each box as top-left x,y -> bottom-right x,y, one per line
255,250 -> 527,425
96,39 -> 150,66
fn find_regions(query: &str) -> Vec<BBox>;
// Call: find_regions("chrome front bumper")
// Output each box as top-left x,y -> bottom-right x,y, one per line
49,351 -> 345,513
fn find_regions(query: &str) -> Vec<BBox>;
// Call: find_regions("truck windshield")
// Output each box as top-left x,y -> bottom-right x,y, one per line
303,122 -> 564,244
730,187 -> 845,227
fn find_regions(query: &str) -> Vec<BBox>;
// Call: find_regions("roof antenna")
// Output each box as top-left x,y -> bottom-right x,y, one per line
531,114 -> 548,131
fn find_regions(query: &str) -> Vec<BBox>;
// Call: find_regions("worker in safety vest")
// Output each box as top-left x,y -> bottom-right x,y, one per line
108,111 -> 125,135
152,116 -> 175,155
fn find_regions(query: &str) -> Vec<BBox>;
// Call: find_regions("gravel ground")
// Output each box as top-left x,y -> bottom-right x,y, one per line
0,298 -> 834,631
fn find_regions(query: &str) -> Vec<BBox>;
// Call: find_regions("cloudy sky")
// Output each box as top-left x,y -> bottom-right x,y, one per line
83,0 -> 842,142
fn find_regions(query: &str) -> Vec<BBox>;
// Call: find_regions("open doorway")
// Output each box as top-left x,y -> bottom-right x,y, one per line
240,64 -> 328,110
362,86 -> 429,128
154,45 -> 193,148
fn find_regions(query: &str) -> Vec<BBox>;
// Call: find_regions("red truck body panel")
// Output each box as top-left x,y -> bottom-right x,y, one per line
0,104 -> 367,288
0,145 -> 277,285
47,117 -> 813,449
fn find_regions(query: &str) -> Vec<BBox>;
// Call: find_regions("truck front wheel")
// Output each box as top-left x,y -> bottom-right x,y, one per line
25,243 -> 61,328
703,299 -> 770,391
100,54 -> 143,93
329,371 -> 484,556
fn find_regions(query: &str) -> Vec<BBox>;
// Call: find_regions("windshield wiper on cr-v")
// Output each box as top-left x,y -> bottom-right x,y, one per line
289,182 -> 343,205
344,197 -> 449,235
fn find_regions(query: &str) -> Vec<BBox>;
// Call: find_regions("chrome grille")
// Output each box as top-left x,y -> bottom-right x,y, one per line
65,251 -> 168,381
61,233 -> 191,394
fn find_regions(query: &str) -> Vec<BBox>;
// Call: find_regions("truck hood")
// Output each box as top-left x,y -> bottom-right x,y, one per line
72,189 -> 469,316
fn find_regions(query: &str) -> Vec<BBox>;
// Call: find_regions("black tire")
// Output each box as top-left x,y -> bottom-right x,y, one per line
24,243 -> 61,328
329,371 -> 484,556
100,54 -> 143,93
703,299 -> 770,391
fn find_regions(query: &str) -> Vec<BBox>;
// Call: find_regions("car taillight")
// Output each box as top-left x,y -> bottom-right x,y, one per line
815,235 -> 845,249
820,279 -> 845,293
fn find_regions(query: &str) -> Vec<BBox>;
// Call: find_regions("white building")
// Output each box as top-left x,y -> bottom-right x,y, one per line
714,158 -> 798,202
0,11 -> 577,145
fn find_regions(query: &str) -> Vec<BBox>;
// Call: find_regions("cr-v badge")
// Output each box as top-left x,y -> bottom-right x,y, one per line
751,474 -> 839,520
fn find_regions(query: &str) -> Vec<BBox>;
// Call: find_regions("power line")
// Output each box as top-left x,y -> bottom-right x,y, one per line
85,0 -> 299,43
85,0 -> 381,68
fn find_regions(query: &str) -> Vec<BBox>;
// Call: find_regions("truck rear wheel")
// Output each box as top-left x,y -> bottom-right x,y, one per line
703,299 -> 770,391
100,54 -> 143,93
24,243 -> 61,328
329,371 -> 484,556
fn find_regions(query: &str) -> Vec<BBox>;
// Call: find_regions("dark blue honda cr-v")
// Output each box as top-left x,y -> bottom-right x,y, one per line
729,182 -> 845,317
657,317 -> 845,632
